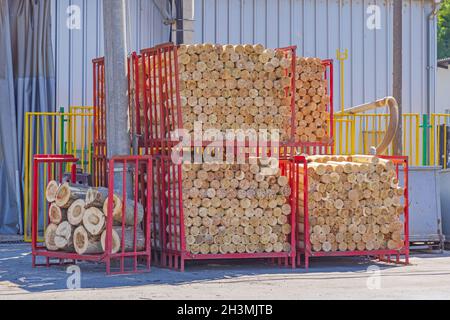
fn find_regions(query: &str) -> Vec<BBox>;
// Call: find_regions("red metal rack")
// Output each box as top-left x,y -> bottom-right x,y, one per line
294,155 -> 410,271
92,57 -> 108,187
135,43 -> 306,153
136,43 -> 183,154
32,155 -> 153,275
153,154 -> 298,271
292,59 -> 334,156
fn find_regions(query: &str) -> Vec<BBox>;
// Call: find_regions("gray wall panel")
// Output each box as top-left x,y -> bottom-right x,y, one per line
193,0 -> 437,115
51,0 -> 170,109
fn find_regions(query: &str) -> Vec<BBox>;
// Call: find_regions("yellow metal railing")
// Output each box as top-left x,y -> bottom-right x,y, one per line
334,113 -> 421,166
67,106 -> 94,174
430,113 -> 450,168
23,108 -> 94,242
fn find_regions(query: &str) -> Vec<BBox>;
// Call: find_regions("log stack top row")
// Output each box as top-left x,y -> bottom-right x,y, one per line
137,43 -> 331,145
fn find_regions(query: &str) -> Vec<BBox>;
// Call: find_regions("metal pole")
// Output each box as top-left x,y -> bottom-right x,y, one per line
175,0 -> 184,45
103,0 -> 131,192
393,0 -> 403,156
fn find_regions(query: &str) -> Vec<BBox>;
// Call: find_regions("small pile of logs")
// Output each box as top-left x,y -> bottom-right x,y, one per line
293,57 -> 330,144
44,182 -> 145,255
298,155 -> 405,253
162,159 -> 293,255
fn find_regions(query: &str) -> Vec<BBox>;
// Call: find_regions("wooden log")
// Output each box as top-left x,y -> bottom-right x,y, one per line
103,195 -> 144,226
44,223 -> 59,251
46,181 -> 60,203
100,226 -> 146,254
54,221 -> 74,251
55,183 -> 89,208
49,203 -> 67,225
85,187 -> 109,209
67,199 -> 86,226
73,226 -> 103,255
83,207 -> 106,236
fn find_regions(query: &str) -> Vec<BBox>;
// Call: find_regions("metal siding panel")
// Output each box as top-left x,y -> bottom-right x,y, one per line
216,0 -> 229,43
327,0 -> 340,109
403,0 -> 412,114
292,0 -> 303,55
228,0 -> 242,44
266,0 -> 279,48
241,0 -> 254,44
341,0 -> 352,108
373,0 -> 389,103
56,0 -> 71,109
52,0 -> 168,108
203,0 -> 216,42
254,0 -> 266,45
315,0 -> 328,58
70,0 -> 84,107
278,0 -> 291,47
351,0 -> 364,107
303,0 -> 315,57
410,0 -> 425,114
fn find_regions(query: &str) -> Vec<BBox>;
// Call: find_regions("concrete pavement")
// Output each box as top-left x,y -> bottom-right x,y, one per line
1,243 -> 450,299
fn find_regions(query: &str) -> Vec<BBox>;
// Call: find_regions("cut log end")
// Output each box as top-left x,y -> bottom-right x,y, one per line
55,221 -> 73,251
73,226 -> 103,255
68,199 -> 86,226
46,181 -> 60,203
83,207 -> 105,236
49,203 -> 66,225
44,223 -> 59,251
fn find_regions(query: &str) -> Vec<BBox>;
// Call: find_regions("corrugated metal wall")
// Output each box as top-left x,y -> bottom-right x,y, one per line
51,0 -> 170,109
193,0 -> 437,115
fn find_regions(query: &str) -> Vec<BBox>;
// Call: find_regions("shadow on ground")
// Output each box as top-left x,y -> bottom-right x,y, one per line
0,243 -> 447,294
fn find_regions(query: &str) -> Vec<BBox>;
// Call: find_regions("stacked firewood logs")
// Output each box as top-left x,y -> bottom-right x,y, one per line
135,44 -> 332,145
44,182 -> 145,255
293,57 -> 330,143
162,159 -> 293,255
298,155 -> 406,252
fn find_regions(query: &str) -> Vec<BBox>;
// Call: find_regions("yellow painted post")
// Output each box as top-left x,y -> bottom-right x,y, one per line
445,116 -> 448,169
336,49 -> 348,155
24,114 -> 30,241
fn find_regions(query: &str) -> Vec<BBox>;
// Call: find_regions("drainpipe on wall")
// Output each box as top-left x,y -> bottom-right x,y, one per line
428,1 -> 441,116
427,1 -> 441,165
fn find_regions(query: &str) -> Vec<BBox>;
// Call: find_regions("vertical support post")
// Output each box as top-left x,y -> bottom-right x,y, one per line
59,107 -> 65,154
421,114 -> 430,166
103,0 -> 132,193
393,0 -> 403,156
175,0 -> 184,45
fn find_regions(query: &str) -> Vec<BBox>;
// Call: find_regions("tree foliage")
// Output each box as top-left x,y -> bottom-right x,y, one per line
438,0 -> 450,59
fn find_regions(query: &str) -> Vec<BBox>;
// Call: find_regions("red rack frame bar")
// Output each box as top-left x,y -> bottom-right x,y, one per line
93,57 -> 108,187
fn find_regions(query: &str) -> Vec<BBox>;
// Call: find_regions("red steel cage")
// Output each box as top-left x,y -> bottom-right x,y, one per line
135,43 -> 312,152
137,43 -> 183,154
294,155 -> 409,271
32,154 -> 153,275
153,154 -> 298,271
93,57 -> 108,187
291,59 -> 334,156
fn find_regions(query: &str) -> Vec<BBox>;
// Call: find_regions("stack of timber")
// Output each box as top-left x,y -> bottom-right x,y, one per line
162,159 -> 293,255
298,155 -> 406,252
293,57 -> 330,143
178,44 -> 293,141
